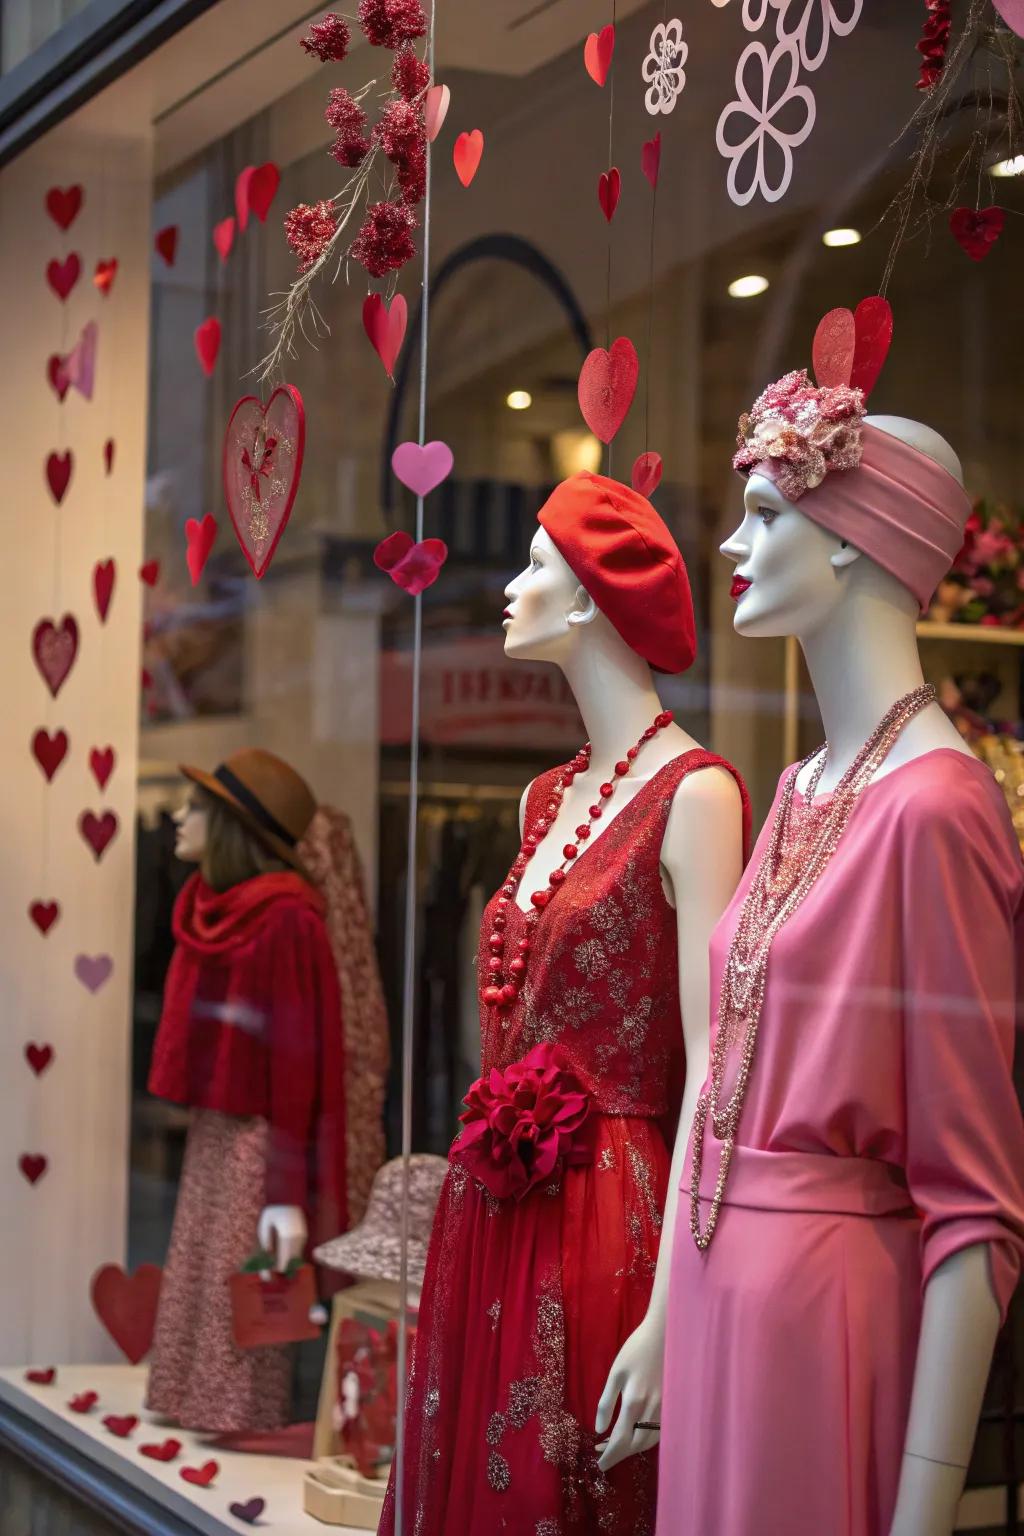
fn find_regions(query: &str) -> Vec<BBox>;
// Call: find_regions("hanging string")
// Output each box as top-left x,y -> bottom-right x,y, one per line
605,0 -> 618,478
393,5 -> 435,1531
644,0 -> 668,458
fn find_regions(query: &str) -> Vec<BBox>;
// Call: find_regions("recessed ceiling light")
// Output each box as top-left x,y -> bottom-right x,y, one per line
822,227 -> 862,248
728,274 -> 769,299
506,389 -> 532,410
990,154 -> 1024,178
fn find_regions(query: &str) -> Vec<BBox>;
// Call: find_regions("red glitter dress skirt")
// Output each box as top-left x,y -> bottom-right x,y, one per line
380,751 -> 749,1536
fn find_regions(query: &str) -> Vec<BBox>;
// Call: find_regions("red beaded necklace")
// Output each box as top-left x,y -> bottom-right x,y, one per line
480,708 -> 675,1011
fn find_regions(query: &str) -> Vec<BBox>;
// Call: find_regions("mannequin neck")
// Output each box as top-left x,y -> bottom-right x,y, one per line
559,639 -> 665,768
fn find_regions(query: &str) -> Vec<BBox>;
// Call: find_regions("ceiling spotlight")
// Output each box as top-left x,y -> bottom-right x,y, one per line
727,274 -> 769,299
990,154 -> 1024,178
822,227 -> 862,248
506,389 -> 532,410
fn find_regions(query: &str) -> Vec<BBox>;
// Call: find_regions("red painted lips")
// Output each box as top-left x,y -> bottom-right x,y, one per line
730,575 -> 752,601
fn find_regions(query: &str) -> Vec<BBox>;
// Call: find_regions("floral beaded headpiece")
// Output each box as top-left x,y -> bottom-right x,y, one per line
733,296 -> 894,503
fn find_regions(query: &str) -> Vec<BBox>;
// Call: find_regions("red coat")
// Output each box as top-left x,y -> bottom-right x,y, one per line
149,872 -> 347,1248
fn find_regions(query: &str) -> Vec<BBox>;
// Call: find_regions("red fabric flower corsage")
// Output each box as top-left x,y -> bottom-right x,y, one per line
450,1043 -> 591,1201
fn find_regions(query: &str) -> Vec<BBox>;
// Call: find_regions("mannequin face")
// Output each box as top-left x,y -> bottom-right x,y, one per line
720,473 -> 860,638
502,526 -> 594,661
174,796 -> 208,863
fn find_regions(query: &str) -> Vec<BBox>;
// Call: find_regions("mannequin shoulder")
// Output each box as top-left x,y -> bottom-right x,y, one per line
868,749 -> 1020,866
663,761 -> 745,861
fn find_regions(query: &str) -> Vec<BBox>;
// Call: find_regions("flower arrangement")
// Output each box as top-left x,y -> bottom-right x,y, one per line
334,1316 -> 404,1476
258,3 -> 430,379
449,1043 -> 591,1202
929,497 -> 1024,627
733,368 -> 866,503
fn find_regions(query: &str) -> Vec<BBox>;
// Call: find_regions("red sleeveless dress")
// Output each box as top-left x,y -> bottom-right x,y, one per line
380,750 -> 749,1536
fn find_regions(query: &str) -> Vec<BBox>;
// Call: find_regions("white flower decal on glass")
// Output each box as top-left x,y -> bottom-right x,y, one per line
715,39 -> 816,205
770,0 -> 862,72
742,0 -> 773,30
642,19 -> 688,116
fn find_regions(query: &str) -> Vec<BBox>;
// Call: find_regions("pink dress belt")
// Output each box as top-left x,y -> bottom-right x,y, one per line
688,1142 -> 916,1219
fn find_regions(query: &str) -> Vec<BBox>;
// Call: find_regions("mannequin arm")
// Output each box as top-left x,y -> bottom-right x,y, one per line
889,1244 -> 1000,1536
257,1204 -> 309,1270
596,766 -> 743,1472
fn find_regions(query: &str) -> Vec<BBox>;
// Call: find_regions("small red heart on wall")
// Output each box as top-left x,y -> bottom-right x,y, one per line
29,901 -> 60,935
103,439 -> 115,475
185,514 -> 218,586
181,1461 -> 219,1488
31,730 -> 68,781
578,337 -> 639,444
93,560 -> 116,621
584,24 -> 615,86
19,1155 -> 47,1186
47,354 -> 70,403
453,130 -> 484,187
154,226 -> 178,266
69,1391 -> 98,1413
25,1367 -> 55,1384
89,746 -> 116,790
46,451 -> 73,505
597,167 -> 621,222
79,810 -> 119,862
93,258 -> 118,295
194,317 -> 221,377
45,186 -> 83,231
25,1044 -> 54,1076
32,615 -> 79,697
46,253 -> 81,301
139,560 -> 160,587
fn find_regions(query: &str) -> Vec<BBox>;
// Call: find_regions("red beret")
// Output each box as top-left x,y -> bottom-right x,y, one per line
537,472 -> 696,674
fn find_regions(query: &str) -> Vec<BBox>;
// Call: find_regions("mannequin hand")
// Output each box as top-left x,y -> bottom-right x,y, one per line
257,1205 -> 307,1271
594,1317 -> 663,1472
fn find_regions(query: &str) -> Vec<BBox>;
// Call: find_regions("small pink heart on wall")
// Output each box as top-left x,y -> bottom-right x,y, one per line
74,954 -> 114,993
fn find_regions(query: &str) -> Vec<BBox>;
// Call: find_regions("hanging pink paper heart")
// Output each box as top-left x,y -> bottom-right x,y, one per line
578,337 -> 639,443
32,615 -> 78,697
584,24 -> 615,86
235,163 -> 280,229
949,206 -> 1005,262
93,559 -> 116,621
598,168 -> 621,222
45,185 -> 83,231
453,130 -> 484,187
47,354 -> 70,404
992,0 -> 1024,35
25,1044 -> 54,1076
391,440 -> 454,497
29,901 -> 60,935
60,321 -> 98,400
213,217 -> 236,263
31,730 -> 68,781
154,225 -> 178,266
222,385 -> 305,578
631,451 -> 663,497
46,450 -> 73,505
194,317 -> 221,377
19,1155 -> 47,1186
812,307 -> 856,389
93,258 -> 118,295
850,296 -> 893,398
363,292 -> 407,378
46,254 -> 80,301
79,810 -> 118,862
424,84 -> 450,143
89,746 -> 115,791
103,439 -> 115,475
641,132 -> 661,190
374,532 -> 449,595
185,514 -> 218,585
75,954 -> 113,993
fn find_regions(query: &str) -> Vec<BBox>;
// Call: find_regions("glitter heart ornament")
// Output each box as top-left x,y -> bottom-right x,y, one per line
812,307 -> 857,389
578,337 -> 639,443
374,532 -> 449,595
32,615 -> 78,697
222,385 -> 305,579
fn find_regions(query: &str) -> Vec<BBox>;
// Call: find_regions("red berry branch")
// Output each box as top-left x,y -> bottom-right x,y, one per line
915,0 -> 951,90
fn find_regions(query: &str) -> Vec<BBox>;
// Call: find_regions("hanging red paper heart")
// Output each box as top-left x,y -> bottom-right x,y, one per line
32,615 -> 78,697
79,810 -> 118,862
93,258 -> 118,295
46,451 -> 73,506
139,560 -> 160,587
45,185 -> 83,231
141,1438 -> 182,1462
181,1461 -> 219,1488
32,729 -> 68,781
363,292 -> 407,379
949,206 -> 1004,262
374,531 -> 449,595
90,1262 -> 163,1364
453,130 -> 484,187
25,1044 -> 54,1076
25,1367 -> 55,1384
93,559 -> 116,621
154,225 -> 178,266
213,217 -> 236,263
850,296 -> 894,398
235,162 -> 280,229
812,307 -> 857,389
102,1414 -> 138,1439
631,451 -> 663,497
69,1391 -> 98,1413
29,900 -> 60,935
229,1499 -> 267,1525
46,254 -> 81,302
185,514 -> 218,585
89,746 -> 116,790
222,385 -> 305,579
19,1155 -> 47,1186
194,317 -> 221,377
47,354 -> 70,403
578,337 -> 639,443
584,24 -> 615,86
598,168 -> 621,222
103,439 -> 115,475
641,132 -> 661,190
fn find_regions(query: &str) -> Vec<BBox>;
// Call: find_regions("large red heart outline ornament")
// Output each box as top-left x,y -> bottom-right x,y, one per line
90,1263 -> 163,1364
32,616 -> 78,698
578,337 -> 639,444
222,385 -> 305,579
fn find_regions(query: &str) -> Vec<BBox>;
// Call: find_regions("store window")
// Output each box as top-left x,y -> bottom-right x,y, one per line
1,2 -> 1023,1534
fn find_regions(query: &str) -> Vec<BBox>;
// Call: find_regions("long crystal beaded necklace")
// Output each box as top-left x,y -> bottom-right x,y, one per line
689,684 -> 936,1251
480,708 -> 675,1012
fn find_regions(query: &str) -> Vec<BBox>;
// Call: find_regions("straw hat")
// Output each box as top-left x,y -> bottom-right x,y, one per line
314,1155 -> 448,1289
181,748 -> 317,872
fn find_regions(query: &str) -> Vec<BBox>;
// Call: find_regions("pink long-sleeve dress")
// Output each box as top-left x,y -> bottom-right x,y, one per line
657,747 -> 1024,1536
